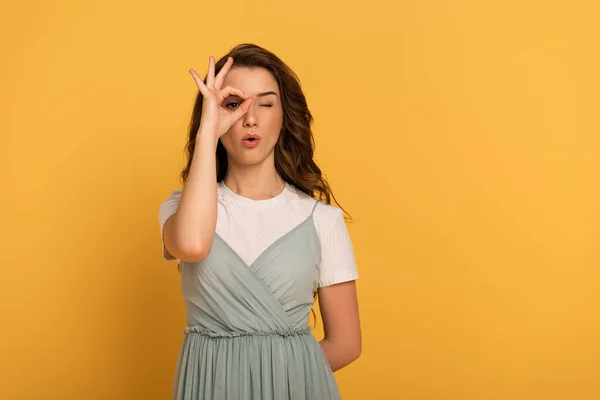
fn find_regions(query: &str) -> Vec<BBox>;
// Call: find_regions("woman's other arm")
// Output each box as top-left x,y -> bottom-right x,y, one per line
318,280 -> 362,372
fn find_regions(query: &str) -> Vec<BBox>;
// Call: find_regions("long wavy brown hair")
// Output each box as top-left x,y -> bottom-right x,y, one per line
178,43 -> 353,327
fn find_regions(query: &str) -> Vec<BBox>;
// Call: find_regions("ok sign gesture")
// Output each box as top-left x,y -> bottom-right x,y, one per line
189,56 -> 254,139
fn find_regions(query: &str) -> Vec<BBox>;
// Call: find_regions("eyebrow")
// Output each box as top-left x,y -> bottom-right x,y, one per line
256,91 -> 278,98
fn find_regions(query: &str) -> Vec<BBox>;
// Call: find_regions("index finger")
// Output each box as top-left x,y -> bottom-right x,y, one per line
214,56 -> 234,90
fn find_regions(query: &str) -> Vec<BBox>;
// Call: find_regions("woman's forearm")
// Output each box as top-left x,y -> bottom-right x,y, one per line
172,131 -> 219,260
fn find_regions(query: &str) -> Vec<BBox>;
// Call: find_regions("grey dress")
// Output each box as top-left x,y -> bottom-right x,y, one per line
172,199 -> 342,399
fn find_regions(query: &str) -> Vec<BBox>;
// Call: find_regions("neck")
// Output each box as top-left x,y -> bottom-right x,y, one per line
223,160 -> 286,201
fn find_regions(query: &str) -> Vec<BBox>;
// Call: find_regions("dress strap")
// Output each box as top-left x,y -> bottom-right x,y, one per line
310,199 -> 319,217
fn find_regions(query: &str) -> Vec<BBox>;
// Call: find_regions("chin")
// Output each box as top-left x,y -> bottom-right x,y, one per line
230,149 -> 275,166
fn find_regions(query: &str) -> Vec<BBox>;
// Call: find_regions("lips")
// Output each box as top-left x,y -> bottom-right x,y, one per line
242,132 -> 261,141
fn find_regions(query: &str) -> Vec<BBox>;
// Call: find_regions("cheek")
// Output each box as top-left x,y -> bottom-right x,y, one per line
260,107 -> 283,124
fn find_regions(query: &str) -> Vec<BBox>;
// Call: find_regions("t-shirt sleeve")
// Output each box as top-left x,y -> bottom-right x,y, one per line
158,190 -> 183,261
317,207 -> 359,287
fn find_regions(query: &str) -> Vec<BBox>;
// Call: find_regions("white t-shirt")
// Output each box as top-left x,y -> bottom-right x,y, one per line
158,181 -> 359,288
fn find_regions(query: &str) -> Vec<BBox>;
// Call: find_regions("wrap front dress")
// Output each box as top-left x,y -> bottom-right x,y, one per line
172,199 -> 341,399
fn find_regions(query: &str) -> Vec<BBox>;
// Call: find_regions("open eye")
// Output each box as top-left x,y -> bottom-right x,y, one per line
225,102 -> 240,110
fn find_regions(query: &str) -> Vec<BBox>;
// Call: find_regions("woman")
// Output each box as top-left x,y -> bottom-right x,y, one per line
159,43 -> 361,399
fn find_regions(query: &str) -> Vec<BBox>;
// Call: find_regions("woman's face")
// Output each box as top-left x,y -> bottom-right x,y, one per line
219,66 -> 283,166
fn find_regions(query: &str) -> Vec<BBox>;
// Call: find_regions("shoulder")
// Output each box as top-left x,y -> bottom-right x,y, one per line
161,189 -> 182,204
286,184 -> 344,242
313,202 -> 345,243
158,189 -> 183,226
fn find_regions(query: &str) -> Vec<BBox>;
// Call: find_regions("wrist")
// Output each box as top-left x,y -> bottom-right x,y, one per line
196,129 -> 220,149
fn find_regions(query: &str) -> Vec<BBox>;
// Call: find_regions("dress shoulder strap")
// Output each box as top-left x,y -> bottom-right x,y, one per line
310,198 -> 319,217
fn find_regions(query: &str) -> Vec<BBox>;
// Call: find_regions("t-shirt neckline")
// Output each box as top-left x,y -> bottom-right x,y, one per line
219,180 -> 293,206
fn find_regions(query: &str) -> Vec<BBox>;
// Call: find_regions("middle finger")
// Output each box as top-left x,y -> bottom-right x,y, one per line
206,56 -> 215,87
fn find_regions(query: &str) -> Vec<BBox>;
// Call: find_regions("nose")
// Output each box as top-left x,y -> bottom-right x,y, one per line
242,102 -> 258,128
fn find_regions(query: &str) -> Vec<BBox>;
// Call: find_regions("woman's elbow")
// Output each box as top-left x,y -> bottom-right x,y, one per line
348,341 -> 362,362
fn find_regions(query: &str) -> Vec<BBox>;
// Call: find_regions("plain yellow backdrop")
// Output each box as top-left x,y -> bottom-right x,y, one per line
1,0 -> 599,399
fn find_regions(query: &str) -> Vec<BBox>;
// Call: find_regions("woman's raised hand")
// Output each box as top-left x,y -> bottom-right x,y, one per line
189,56 -> 254,139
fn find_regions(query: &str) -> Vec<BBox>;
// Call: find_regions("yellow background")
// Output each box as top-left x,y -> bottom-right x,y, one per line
2,0 -> 599,399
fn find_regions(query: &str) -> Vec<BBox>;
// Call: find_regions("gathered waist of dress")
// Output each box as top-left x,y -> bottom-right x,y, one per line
183,325 -> 313,337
